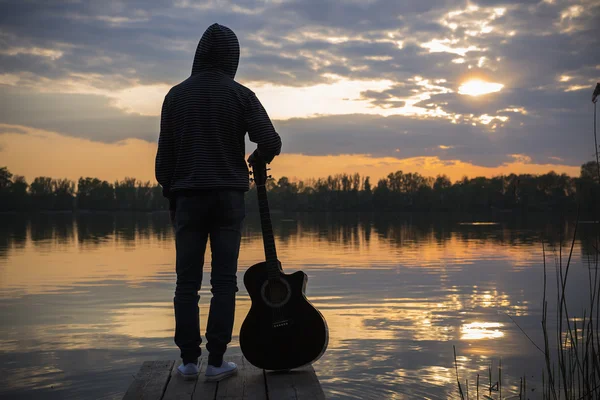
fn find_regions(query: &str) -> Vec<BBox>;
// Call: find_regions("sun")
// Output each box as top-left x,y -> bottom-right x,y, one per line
458,79 -> 504,96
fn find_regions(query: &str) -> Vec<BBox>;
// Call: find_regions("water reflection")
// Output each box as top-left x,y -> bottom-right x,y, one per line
0,211 -> 594,399
461,322 -> 504,340
0,211 -> 579,259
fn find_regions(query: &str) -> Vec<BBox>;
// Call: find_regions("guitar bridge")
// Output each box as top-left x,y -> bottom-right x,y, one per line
272,319 -> 291,329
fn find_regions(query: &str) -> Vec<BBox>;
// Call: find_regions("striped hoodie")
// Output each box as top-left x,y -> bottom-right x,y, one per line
155,23 -> 282,210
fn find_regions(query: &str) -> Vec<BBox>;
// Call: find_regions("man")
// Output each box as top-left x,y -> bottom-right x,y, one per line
155,23 -> 282,382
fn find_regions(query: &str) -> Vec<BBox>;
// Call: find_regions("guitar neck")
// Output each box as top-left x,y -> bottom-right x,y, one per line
256,183 -> 279,269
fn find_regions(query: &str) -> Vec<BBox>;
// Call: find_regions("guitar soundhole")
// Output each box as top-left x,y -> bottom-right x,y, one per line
261,279 -> 291,308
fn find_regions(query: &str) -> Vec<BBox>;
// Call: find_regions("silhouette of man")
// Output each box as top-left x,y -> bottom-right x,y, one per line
155,23 -> 282,381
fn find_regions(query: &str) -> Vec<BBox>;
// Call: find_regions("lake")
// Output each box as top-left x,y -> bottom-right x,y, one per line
0,211 -> 597,399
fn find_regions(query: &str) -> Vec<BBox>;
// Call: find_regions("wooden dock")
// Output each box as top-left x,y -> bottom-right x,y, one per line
123,355 -> 326,399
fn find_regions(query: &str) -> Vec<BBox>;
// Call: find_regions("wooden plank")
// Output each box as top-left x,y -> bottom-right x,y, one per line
163,359 -> 205,400
289,365 -> 326,400
240,357 -> 267,400
214,355 -> 244,399
265,364 -> 325,400
122,357 -> 324,400
264,370 -> 296,400
215,356 -> 267,400
123,360 -> 175,400
192,358 -> 217,400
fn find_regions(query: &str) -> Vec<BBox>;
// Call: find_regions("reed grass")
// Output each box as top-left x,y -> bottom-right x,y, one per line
537,87 -> 600,400
453,91 -> 600,400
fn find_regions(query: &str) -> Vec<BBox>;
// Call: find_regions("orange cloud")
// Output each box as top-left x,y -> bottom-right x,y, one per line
1,124 -> 580,185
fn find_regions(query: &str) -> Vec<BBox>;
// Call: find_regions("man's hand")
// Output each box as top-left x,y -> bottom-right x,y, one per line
247,148 -> 263,167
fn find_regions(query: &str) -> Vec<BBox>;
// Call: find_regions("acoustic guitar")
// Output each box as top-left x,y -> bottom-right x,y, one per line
239,159 -> 329,371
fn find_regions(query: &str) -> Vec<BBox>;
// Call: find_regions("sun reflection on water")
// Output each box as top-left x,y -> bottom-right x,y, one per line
461,322 -> 504,340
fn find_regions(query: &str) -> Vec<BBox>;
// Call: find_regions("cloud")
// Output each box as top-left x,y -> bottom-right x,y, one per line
0,46 -> 64,60
0,0 -> 598,172
0,86 -> 158,142
0,80 -> 592,168
0,125 -> 27,135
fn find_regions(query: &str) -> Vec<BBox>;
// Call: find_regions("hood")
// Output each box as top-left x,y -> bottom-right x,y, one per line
191,23 -> 240,78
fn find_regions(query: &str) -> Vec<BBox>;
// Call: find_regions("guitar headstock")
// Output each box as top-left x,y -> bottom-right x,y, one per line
250,159 -> 269,187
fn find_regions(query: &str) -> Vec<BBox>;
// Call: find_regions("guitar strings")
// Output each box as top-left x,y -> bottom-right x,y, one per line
256,164 -> 284,323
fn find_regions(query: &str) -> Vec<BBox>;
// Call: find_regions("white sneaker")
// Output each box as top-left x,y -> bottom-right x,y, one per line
177,361 -> 199,380
205,361 -> 238,382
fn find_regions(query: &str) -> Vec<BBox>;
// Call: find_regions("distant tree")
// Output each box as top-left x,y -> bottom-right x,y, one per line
77,177 -> 115,210
10,176 -> 29,210
0,167 -> 12,192
352,173 -> 360,192
115,177 -> 137,210
30,177 -> 55,209
358,176 -> 372,210
0,167 -> 13,209
150,184 -> 168,210
0,169 -> 30,210
136,181 -> 153,210
433,175 -> 451,191
11,176 -> 28,197
53,178 -> 75,210
373,178 -> 391,210
581,161 -> 599,183
363,176 -> 372,194
578,161 -> 600,213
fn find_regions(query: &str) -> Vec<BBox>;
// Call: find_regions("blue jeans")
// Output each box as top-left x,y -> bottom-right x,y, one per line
173,190 -> 245,366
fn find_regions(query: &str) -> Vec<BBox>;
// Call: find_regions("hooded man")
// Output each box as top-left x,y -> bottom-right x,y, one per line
155,23 -> 282,381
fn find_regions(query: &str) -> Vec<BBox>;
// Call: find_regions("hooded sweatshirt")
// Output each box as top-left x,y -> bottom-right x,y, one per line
155,23 -> 282,210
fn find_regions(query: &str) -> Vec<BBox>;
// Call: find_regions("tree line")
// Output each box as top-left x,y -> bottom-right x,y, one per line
247,161 -> 599,213
1,162 -> 598,212
0,168 -> 166,211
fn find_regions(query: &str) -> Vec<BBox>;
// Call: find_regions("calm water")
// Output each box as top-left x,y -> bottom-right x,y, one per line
0,211 -> 597,399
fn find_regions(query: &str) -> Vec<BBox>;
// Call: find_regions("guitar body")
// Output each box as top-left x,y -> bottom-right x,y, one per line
241,159 -> 328,370
240,261 -> 329,371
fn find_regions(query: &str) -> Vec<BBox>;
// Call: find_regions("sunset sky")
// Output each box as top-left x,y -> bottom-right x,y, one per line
1,0 -> 598,184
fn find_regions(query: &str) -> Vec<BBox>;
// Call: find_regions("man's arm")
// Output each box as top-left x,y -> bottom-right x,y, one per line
245,92 -> 282,163
155,93 -> 176,211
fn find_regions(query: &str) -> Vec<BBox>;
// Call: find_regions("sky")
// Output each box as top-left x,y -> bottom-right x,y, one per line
0,0 -> 598,185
